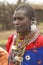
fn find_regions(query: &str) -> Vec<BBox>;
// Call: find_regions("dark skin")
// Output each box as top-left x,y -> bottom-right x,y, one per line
12,9 -> 32,65
13,10 -> 31,35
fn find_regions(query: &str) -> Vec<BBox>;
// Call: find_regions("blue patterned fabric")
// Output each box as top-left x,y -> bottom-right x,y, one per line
21,47 -> 43,65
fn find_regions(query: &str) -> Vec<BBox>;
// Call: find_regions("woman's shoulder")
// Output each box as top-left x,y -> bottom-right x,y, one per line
38,35 -> 43,42
6,32 -> 17,53
36,35 -> 43,47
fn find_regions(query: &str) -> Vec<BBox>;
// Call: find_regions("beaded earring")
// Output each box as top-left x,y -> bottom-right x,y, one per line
31,21 -> 37,32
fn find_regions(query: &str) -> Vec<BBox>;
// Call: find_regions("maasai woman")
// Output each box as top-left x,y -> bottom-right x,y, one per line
6,4 -> 43,65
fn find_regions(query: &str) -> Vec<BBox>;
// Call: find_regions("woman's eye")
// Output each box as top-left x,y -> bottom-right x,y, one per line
18,17 -> 24,20
13,17 -> 24,21
13,18 -> 16,21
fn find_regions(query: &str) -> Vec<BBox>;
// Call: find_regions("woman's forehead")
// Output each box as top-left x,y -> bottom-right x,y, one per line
13,10 -> 27,17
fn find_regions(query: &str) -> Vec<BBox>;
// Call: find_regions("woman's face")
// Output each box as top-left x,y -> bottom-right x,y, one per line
13,10 -> 31,34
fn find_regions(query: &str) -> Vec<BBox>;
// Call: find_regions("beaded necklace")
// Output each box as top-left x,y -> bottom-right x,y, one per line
10,31 -> 39,65
12,32 -> 35,56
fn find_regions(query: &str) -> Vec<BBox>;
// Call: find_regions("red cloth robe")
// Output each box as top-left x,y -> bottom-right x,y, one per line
6,34 -> 43,53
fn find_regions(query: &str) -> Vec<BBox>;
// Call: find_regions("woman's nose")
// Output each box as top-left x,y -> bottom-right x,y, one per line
13,20 -> 19,25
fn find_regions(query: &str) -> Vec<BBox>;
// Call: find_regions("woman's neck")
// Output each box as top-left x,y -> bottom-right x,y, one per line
18,30 -> 31,38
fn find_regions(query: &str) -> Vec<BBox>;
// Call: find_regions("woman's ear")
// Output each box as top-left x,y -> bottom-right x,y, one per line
31,21 -> 37,32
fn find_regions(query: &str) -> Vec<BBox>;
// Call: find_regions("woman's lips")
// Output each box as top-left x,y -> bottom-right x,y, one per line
15,26 -> 23,32
16,27 -> 22,30
15,25 -> 22,29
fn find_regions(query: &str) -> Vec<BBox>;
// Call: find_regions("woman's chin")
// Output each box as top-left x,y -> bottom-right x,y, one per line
16,28 -> 22,33
16,29 -> 21,33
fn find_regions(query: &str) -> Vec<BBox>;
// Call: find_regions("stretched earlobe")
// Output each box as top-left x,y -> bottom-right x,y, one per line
31,21 -> 37,32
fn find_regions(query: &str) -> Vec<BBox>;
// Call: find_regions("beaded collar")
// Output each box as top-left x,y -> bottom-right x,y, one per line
11,30 -> 39,64
12,30 -> 39,55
